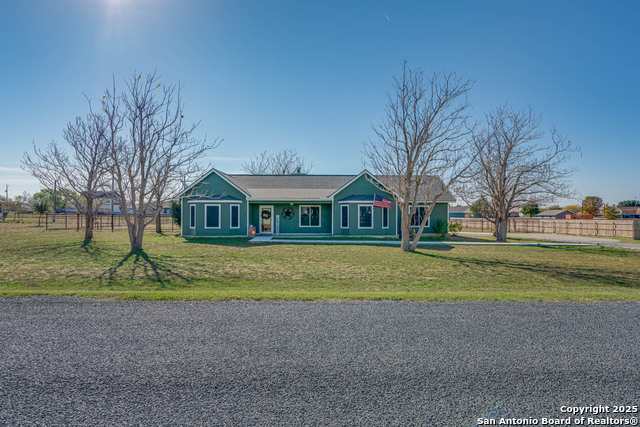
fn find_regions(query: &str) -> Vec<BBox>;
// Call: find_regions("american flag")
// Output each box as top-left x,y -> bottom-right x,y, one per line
373,194 -> 393,209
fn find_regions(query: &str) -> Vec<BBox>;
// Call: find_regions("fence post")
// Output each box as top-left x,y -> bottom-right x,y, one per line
45,213 -> 48,230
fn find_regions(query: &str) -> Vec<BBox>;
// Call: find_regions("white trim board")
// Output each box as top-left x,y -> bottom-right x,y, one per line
188,199 -> 243,203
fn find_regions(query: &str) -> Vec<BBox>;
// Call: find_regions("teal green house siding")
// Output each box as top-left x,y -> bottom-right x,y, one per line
178,169 -> 453,237
180,170 -> 248,237
249,203 -> 332,234
332,174 -> 398,236
409,202 -> 449,234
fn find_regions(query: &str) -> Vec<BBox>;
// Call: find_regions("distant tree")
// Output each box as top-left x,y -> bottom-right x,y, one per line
564,204 -> 581,213
470,197 -> 492,218
461,106 -> 576,242
241,148 -> 314,175
618,200 -> 640,207
582,196 -> 603,216
32,193 -> 51,226
170,200 -> 181,226
521,201 -> 540,218
548,205 -> 563,210
602,204 -> 619,220
32,189 -> 68,213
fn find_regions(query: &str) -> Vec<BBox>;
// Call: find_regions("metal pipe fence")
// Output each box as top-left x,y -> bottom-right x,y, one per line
44,214 -> 176,232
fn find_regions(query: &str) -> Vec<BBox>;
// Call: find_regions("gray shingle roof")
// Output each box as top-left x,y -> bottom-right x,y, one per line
537,209 -> 575,216
183,169 -> 456,203
376,175 -> 456,203
225,174 -> 354,200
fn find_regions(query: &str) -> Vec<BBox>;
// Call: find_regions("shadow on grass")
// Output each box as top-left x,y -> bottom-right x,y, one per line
414,247 -> 640,288
100,249 -> 193,286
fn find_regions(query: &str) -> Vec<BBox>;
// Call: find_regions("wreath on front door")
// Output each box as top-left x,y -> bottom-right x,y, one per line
262,211 -> 271,219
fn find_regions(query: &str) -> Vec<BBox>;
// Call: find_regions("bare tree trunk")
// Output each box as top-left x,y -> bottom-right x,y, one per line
495,219 -> 508,242
156,213 -> 162,233
85,213 -> 94,241
84,199 -> 94,241
126,213 -> 146,251
400,209 -> 412,252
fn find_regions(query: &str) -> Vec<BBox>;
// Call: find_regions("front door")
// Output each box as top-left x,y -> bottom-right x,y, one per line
260,206 -> 273,234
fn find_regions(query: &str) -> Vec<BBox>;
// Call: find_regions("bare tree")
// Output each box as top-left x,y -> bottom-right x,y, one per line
460,106 -> 577,242
363,62 -> 476,252
102,72 -> 218,251
23,112 -> 110,241
241,147 -> 314,175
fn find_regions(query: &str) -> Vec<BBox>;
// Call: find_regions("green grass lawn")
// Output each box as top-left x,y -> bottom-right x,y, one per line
1,219 -> 639,302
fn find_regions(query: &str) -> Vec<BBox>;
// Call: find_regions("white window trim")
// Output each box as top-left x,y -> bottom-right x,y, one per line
410,205 -> 430,228
230,204 -> 240,229
204,204 -> 221,229
299,205 -> 321,228
358,204 -> 374,229
382,207 -> 389,229
189,204 -> 196,229
341,205 -> 349,229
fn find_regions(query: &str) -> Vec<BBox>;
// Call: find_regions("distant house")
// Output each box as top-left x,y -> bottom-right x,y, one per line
508,207 -> 523,218
617,206 -> 640,219
535,209 -> 575,219
449,206 -> 470,218
96,191 -> 122,214
449,206 -> 521,219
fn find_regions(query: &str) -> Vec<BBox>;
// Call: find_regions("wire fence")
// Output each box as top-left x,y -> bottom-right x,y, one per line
450,217 -> 640,239
42,214 -> 176,232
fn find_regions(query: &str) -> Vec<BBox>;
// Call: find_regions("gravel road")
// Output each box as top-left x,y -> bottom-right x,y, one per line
1,297 -> 639,426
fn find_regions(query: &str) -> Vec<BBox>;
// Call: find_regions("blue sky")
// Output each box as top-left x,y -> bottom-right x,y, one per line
1,0 -> 638,205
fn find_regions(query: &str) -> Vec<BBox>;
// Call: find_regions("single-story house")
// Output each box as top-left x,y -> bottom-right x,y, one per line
535,209 -> 576,219
449,206 -> 471,218
448,206 -> 521,219
177,169 -> 454,237
617,206 -> 640,219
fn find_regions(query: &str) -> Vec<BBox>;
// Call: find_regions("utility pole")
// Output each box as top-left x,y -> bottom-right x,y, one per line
4,184 -> 7,201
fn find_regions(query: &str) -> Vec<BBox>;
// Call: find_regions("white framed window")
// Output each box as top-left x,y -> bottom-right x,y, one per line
230,204 -> 240,229
300,205 -> 321,227
382,207 -> 389,229
358,204 -> 373,229
411,206 -> 429,227
189,205 -> 196,229
341,205 -> 349,229
204,204 -> 221,229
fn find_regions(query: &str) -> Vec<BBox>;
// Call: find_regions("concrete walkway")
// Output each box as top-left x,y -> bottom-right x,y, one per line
460,232 -> 640,251
250,235 -> 592,248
